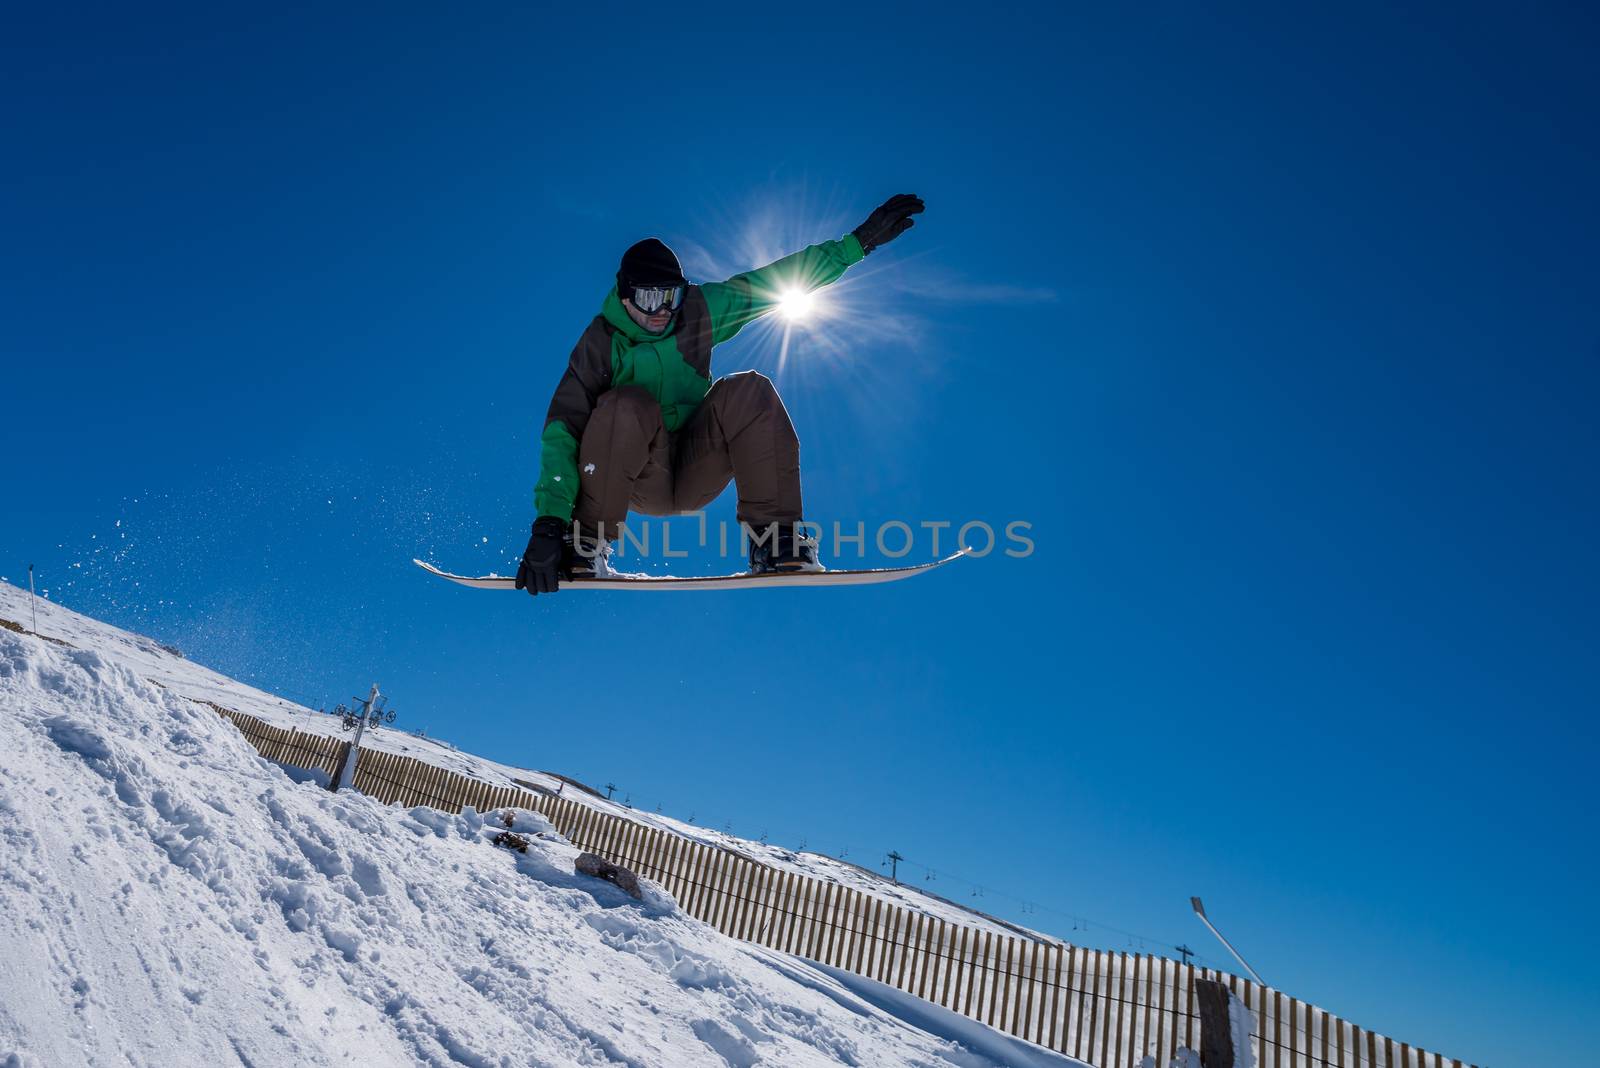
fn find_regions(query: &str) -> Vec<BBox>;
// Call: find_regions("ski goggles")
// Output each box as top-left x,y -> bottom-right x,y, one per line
628,284 -> 685,314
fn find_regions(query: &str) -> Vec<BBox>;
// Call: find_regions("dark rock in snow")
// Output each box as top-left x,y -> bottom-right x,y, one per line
575,852 -> 641,899
491,831 -> 530,854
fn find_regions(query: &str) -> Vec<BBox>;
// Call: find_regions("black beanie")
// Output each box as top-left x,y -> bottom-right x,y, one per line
617,238 -> 687,292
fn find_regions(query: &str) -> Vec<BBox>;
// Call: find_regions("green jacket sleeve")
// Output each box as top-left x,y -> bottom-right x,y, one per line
534,319 -> 614,521
701,234 -> 864,345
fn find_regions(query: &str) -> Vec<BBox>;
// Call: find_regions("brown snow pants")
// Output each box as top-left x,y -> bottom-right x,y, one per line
572,371 -> 802,535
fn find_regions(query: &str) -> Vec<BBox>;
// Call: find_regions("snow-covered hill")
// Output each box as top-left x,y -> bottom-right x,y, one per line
0,586 -> 1081,1067
0,581 -> 1055,953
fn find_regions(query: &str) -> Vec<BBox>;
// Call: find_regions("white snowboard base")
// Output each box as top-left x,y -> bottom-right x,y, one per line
412,550 -> 968,592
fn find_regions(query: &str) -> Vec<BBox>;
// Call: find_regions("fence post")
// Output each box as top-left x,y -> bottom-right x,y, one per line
1198,977 -> 1253,1068
326,739 -> 355,792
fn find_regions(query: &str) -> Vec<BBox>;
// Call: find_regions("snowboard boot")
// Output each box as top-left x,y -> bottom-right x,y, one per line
564,524 -> 615,579
746,523 -> 825,574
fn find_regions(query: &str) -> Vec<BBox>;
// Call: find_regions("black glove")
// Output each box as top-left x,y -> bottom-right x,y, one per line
852,193 -> 924,254
515,517 -> 567,596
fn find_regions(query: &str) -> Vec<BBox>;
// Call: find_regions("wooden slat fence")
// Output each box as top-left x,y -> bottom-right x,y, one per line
217,708 -> 348,782
215,708 -> 1477,1068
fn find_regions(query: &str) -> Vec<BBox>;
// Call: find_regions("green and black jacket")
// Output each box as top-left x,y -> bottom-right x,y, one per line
534,234 -> 865,521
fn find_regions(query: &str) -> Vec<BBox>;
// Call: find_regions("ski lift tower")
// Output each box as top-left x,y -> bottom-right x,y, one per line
333,684 -> 397,792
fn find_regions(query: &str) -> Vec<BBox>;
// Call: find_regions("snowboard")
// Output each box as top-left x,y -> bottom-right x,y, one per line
413,549 -> 968,592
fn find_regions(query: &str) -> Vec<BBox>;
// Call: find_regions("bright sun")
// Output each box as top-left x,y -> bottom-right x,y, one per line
778,287 -> 816,322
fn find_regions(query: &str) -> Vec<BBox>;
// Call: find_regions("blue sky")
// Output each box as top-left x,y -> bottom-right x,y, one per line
4,4 -> 1597,1063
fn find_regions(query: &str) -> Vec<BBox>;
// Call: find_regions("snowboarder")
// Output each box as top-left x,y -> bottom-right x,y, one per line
515,194 -> 925,596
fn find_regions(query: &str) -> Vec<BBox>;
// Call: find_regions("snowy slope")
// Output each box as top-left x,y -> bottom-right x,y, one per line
0,588 -> 1085,1067
0,582 -> 1055,951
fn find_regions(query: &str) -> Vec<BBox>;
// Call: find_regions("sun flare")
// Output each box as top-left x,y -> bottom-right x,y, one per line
778,287 -> 817,322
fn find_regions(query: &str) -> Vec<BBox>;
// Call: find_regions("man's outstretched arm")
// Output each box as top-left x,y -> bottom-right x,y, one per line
702,193 -> 924,345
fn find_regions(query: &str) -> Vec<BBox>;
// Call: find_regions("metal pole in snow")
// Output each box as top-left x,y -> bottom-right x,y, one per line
338,683 -> 380,792
1191,896 -> 1265,985
28,564 -> 38,636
